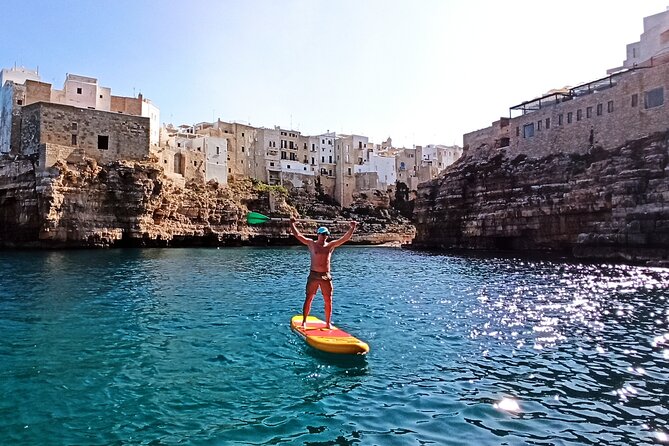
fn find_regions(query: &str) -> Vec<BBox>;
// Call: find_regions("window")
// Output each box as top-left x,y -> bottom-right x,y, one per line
216,146 -> 220,155
523,123 -> 534,138
242,132 -> 245,137
558,114 -> 563,125
99,94 -> 103,99
71,134 -> 77,145
98,135 -> 109,150
281,151 -> 287,159
515,126 -> 520,137
287,165 -> 291,169
632,93 -> 638,107
17,99 -> 22,105
577,109 -> 582,121
500,137 -> 510,147
177,142 -> 182,148
193,161 -> 197,166
597,103 -> 603,116
545,117 -> 550,129
537,120 -> 542,131
76,87 -> 82,94
348,167 -> 352,175
607,100 -> 614,113
329,156 -> 333,163
358,141 -> 362,149
270,162 -> 274,167
241,146 -> 245,152
72,122 -> 78,130
586,107 -> 592,118
321,156 -> 325,163
567,112 -> 573,124
311,157 -> 314,165
645,87 -> 664,109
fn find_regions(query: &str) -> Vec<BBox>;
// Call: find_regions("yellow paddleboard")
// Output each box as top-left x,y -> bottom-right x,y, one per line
290,315 -> 370,355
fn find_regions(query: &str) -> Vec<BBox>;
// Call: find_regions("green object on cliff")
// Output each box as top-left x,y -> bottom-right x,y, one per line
246,211 -> 272,225
246,212 -> 335,226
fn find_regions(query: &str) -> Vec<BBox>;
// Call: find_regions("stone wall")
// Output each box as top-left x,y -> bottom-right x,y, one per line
20,102 -> 150,164
110,95 -> 142,115
24,80 -> 51,105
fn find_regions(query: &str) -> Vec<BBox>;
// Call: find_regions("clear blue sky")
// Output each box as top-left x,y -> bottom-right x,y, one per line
2,0 -> 668,147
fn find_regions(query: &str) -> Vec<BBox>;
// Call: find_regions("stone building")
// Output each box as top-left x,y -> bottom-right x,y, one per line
157,126 -> 227,185
177,118 -> 459,207
0,68 -> 158,165
464,8 -> 669,160
21,102 -> 150,169
334,134 -> 368,207
201,120 -> 259,180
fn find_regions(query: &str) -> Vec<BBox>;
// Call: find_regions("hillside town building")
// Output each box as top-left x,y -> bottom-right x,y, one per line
0,68 -> 461,207
0,68 -> 158,169
463,7 -> 669,161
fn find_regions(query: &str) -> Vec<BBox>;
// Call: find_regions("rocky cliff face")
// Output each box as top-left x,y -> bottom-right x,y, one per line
0,155 -> 414,248
412,132 -> 669,264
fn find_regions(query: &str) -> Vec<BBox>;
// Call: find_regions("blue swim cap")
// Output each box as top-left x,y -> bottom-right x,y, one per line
317,227 -> 330,235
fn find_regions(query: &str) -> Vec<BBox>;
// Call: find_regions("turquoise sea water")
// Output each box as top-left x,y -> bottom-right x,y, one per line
1,247 -> 668,445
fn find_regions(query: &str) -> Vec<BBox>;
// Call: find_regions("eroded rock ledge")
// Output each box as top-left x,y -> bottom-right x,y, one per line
0,157 -> 415,248
412,132 -> 669,265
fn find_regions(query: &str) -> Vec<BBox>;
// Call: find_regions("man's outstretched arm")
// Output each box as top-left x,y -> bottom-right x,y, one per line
329,221 -> 357,248
289,217 -> 311,246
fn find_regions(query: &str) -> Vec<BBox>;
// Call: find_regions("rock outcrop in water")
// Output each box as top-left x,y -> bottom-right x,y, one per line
412,132 -> 669,264
0,155 -> 415,248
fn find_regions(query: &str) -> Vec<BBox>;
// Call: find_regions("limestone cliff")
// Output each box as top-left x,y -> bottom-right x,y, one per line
0,155 -> 414,248
412,131 -> 669,264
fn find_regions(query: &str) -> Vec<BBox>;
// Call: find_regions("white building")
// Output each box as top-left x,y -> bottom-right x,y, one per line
280,159 -> 313,175
204,136 -> 228,185
355,150 -> 397,188
142,99 -> 160,146
318,132 -> 336,176
609,7 -> 669,73
421,144 -> 462,170
0,66 -> 41,87
51,74 -> 112,111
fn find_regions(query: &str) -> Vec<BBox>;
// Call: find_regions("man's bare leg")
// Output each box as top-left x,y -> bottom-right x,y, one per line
303,279 -> 320,328
323,281 -> 333,329
302,293 -> 316,328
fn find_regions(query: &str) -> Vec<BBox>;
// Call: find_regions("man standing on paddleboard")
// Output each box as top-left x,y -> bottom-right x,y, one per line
289,217 -> 357,329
